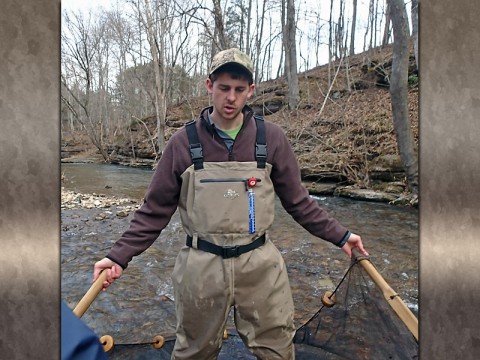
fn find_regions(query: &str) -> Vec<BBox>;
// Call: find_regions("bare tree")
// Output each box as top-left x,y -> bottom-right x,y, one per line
253,0 -> 267,85
328,0 -> 334,84
143,0 -> 167,155
61,10 -> 111,161
336,0 -> 345,59
226,0 -> 246,50
411,0 -> 419,70
382,1 -> 391,46
364,0 -> 374,50
349,0 -> 357,56
104,8 -> 139,139
388,0 -> 418,193
373,0 -> 379,47
245,0 -> 253,54
213,0 -> 230,50
282,0 -> 299,109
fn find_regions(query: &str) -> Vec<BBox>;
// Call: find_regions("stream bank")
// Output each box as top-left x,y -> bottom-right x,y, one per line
62,155 -> 418,207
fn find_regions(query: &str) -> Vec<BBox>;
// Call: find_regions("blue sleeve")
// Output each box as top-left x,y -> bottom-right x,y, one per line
61,301 -> 107,360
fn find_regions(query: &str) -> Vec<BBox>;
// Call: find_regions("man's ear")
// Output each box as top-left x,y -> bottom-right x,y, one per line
247,83 -> 255,98
206,78 -> 213,94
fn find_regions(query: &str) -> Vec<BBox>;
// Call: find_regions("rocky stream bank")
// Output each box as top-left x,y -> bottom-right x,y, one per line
62,156 -> 418,207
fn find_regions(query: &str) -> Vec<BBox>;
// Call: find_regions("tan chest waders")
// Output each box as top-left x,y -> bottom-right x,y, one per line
170,117 -> 296,360
179,115 -> 275,248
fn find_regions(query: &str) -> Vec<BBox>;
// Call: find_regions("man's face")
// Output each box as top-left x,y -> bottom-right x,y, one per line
206,72 -> 255,127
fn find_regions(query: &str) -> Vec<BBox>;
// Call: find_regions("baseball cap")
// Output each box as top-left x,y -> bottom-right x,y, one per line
209,48 -> 254,77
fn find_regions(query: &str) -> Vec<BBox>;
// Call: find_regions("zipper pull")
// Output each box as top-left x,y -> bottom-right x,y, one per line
243,177 -> 259,191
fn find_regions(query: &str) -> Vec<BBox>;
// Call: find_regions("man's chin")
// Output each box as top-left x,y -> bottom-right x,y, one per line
222,110 -> 240,120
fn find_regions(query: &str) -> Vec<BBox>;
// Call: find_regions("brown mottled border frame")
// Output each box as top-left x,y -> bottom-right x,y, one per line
1,0 -> 480,358
0,0 -> 60,358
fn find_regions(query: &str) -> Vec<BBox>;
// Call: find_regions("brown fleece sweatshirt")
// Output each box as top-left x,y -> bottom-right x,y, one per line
106,106 -> 349,269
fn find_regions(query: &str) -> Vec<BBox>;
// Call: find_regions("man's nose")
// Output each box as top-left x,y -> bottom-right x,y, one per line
226,89 -> 236,101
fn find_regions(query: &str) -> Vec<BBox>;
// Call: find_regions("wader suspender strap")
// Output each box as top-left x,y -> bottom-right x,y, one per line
254,115 -> 267,169
185,120 -> 204,170
185,115 -> 267,169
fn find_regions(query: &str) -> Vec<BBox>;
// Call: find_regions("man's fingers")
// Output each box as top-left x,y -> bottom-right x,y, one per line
356,242 -> 369,256
350,234 -> 369,257
104,266 -> 121,288
106,268 -> 114,283
111,266 -> 120,279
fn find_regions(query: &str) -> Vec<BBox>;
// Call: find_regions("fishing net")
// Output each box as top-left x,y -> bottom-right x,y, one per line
293,252 -> 418,360
97,252 -> 417,359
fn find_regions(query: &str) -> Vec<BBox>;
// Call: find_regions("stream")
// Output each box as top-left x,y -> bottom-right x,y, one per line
61,163 -> 418,355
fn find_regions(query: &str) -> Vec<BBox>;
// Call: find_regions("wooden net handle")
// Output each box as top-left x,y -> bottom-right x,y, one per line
73,271 -> 107,318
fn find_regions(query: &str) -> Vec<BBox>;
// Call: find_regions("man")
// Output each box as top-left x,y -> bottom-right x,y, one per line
93,48 -> 368,360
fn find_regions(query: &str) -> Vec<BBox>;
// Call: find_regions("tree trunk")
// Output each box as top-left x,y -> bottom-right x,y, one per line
382,2 -> 391,46
283,0 -> 299,109
373,0 -> 379,47
328,0 -> 334,84
349,0 -> 357,56
336,0 -> 345,59
276,6 -> 288,78
246,0 -> 252,55
213,0 -> 229,50
144,0 -> 165,155
254,0 -> 266,85
411,0 -> 419,70
388,0 -> 418,193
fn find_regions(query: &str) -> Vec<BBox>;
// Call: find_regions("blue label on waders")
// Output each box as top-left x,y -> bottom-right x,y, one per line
248,189 -> 256,234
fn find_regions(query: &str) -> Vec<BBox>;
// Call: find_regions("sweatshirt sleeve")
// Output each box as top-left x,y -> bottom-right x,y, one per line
106,135 -> 183,269
267,124 -> 349,246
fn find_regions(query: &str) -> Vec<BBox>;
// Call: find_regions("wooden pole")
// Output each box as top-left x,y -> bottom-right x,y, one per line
73,271 -> 107,318
352,248 -> 418,341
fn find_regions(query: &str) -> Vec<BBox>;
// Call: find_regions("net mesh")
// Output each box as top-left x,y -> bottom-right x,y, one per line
100,257 -> 418,360
293,257 -> 418,360
104,256 -> 418,359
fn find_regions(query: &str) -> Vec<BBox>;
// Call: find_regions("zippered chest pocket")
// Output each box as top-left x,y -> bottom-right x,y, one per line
192,175 -> 268,235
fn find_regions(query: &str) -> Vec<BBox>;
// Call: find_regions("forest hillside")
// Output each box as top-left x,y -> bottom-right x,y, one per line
62,44 -> 418,206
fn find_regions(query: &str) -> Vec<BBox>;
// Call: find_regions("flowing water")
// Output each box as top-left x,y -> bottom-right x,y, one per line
61,163 -> 418,353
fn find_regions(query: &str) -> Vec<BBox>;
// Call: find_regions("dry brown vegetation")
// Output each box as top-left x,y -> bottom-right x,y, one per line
249,45 -> 418,186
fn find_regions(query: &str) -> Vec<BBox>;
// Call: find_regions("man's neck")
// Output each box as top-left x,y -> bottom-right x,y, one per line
210,110 -> 244,131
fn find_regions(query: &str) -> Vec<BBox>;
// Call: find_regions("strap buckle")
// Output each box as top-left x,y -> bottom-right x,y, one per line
189,144 -> 203,161
221,245 -> 240,259
255,143 -> 267,159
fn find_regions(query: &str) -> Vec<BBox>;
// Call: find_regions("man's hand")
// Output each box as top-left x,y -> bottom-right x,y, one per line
93,258 -> 123,291
341,233 -> 369,258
